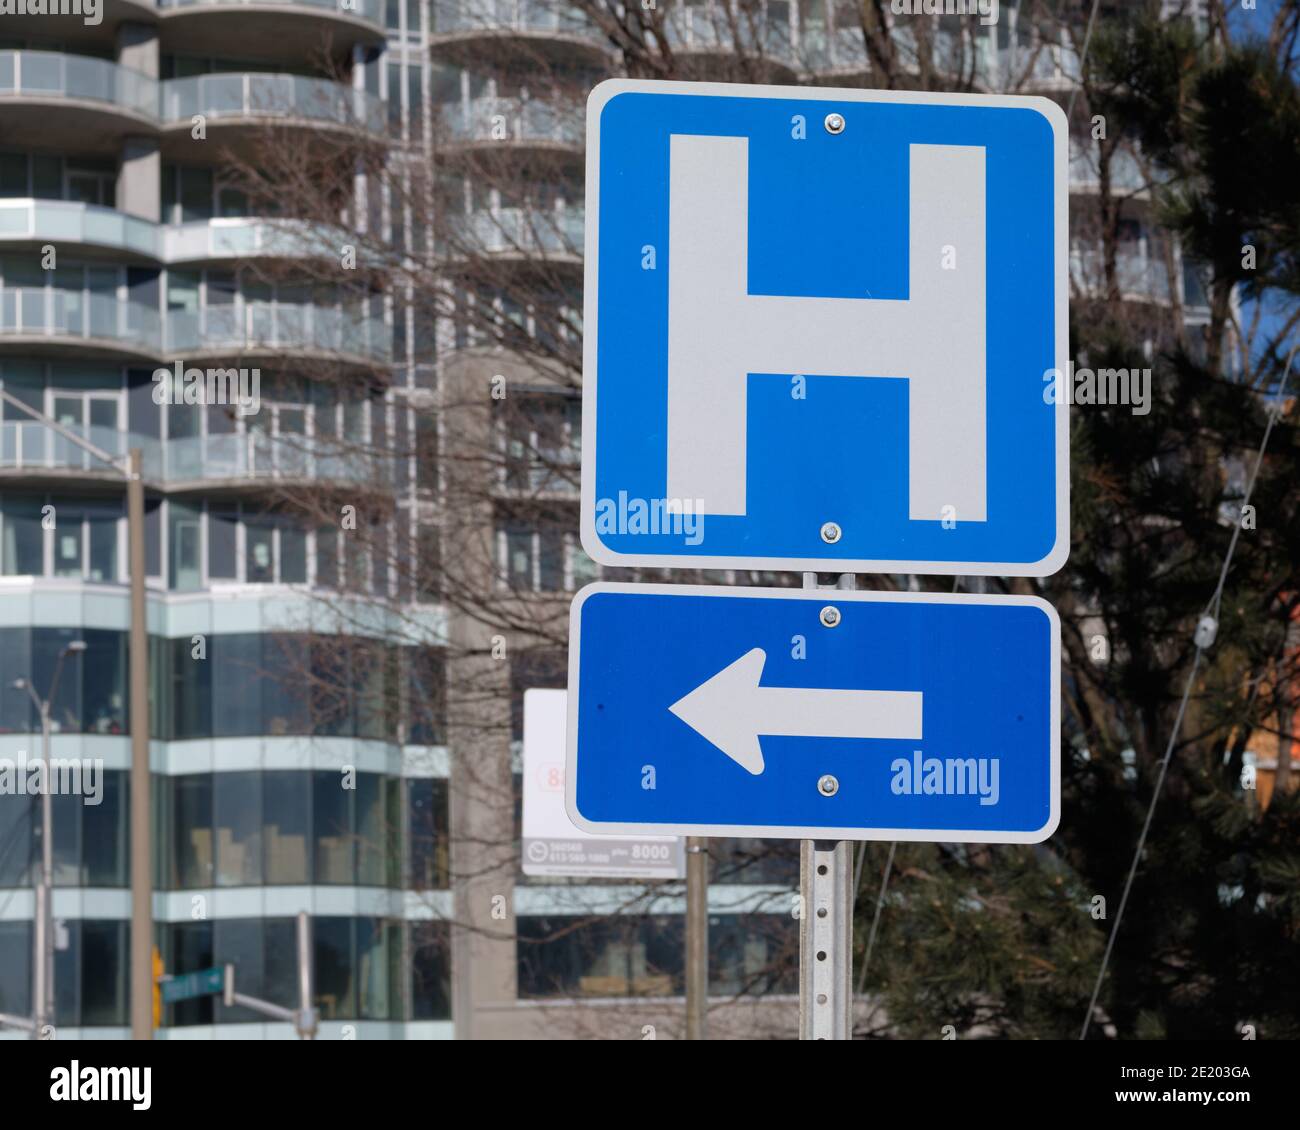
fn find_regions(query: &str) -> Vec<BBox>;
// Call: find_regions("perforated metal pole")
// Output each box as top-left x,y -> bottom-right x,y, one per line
799,840 -> 853,1039
798,573 -> 854,1040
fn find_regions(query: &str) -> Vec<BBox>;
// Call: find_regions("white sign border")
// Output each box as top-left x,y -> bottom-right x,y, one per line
565,581 -> 1061,843
580,78 -> 1070,577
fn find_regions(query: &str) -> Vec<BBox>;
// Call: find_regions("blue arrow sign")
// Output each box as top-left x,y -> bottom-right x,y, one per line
566,584 -> 1059,842
580,80 -> 1068,576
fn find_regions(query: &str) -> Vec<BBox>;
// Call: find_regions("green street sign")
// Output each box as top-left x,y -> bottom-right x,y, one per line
161,966 -> 225,1004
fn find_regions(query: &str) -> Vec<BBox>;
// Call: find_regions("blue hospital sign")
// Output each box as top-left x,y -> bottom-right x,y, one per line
580,80 -> 1069,575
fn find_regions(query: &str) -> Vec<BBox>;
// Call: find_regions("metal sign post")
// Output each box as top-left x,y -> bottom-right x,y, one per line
799,840 -> 853,1040
798,572 -> 855,1040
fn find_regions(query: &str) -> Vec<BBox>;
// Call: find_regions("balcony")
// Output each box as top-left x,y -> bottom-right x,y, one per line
164,303 -> 390,365
801,26 -> 869,78
441,207 -> 583,261
160,73 -> 386,158
147,431 -> 387,486
0,422 -> 385,487
0,199 -> 159,261
1069,145 -> 1162,199
0,51 -> 156,152
0,287 -> 161,359
436,94 -> 583,151
430,0 -> 609,65
0,420 -> 128,479
500,454 -> 580,499
156,0 -> 386,65
1070,248 -> 1172,306
996,40 -> 1081,91
161,217 -> 327,264
661,3 -> 798,77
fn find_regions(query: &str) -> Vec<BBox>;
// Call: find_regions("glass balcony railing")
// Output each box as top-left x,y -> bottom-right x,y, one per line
0,287 -> 388,360
0,287 -> 161,350
0,420 -> 127,473
437,95 -> 583,146
156,0 -> 384,27
0,198 -> 159,258
502,452 -> 580,496
1069,145 -> 1161,196
0,50 -> 156,118
161,217 -> 326,261
161,74 -> 386,133
442,207 -> 583,257
661,6 -> 796,67
1070,248 -> 1172,305
801,26 -> 869,74
0,421 -> 385,484
996,41 -> 1081,88
152,431 -> 386,484
431,0 -> 604,43
164,303 -> 390,362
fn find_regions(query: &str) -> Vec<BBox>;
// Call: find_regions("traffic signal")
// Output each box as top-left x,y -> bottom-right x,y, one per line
152,945 -> 164,1029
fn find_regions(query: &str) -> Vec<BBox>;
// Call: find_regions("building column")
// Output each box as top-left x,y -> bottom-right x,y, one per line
115,23 -> 160,223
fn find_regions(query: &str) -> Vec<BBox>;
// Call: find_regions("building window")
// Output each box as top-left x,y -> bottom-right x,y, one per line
263,771 -> 310,885
411,921 -> 451,1020
497,518 -> 583,592
160,770 -> 405,891
406,777 -> 449,890
0,495 -> 122,583
0,626 -> 126,735
516,914 -> 798,999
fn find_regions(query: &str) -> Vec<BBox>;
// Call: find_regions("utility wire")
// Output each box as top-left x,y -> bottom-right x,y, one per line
1080,342 -> 1298,1039
856,841 -> 897,997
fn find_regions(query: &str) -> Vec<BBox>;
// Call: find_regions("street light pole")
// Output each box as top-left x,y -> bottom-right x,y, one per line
127,448 -> 151,1041
37,697 -> 51,1033
0,388 -> 152,1039
14,640 -> 86,1039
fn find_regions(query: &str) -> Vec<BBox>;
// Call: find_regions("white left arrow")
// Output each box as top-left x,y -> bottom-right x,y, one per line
668,648 -> 923,776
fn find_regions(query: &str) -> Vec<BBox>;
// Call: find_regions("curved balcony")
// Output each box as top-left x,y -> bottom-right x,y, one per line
1070,248 -> 1172,306
0,287 -> 161,360
440,207 -> 583,263
436,94 -> 582,155
160,73 -> 386,159
660,4 -> 797,80
886,24 -> 998,88
164,304 -> 390,366
146,431 -> 388,488
0,422 -> 386,488
0,51 -> 156,153
430,0 -> 610,67
0,199 -> 159,262
161,217 -> 329,264
156,0 -> 386,65
801,26 -> 870,80
0,420 -> 128,483
1069,145 -> 1161,200
996,41 -> 1080,92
